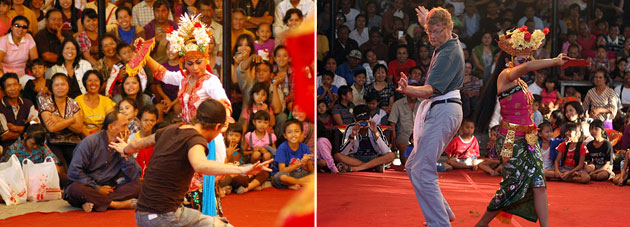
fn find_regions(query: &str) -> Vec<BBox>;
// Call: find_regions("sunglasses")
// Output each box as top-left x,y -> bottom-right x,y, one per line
13,24 -> 28,29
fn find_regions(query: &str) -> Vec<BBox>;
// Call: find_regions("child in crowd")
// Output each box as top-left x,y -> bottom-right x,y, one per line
244,110 -> 277,164
292,106 -> 314,153
444,119 -> 482,170
23,59 -> 50,108
128,105 -> 158,143
272,119 -> 313,189
538,121 -> 563,172
613,152 -> 630,185
549,110 -> 565,138
254,23 -> 274,61
317,100 -> 334,128
225,122 -> 244,165
117,97 -> 141,134
548,122 -> 590,183
352,69 -> 367,105
112,75 -> 152,109
586,120 -> 615,181
541,77 -> 561,109
532,95 -> 543,126
365,92 -> 388,126
273,46 -> 291,98
227,121 -> 272,195
241,82 -> 275,133
105,43 -> 148,97
317,70 -> 338,109
158,43 -> 182,114
0,124 -> 66,186
479,126 -> 501,176
0,0 -> 10,36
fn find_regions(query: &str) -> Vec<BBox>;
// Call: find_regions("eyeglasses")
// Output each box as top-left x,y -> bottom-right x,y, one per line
13,24 -> 28,29
426,27 -> 445,36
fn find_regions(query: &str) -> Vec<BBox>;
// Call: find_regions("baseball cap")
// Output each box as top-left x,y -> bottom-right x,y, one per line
196,99 -> 235,124
348,49 -> 362,60
353,104 -> 370,121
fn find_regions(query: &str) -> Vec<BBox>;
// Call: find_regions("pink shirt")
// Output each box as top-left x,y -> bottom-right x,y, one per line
0,33 -> 35,77
244,131 -> 277,148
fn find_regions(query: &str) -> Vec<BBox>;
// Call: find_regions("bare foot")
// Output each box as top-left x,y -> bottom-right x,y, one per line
490,170 -> 501,176
82,202 -> 94,212
288,185 -> 301,190
109,199 -> 136,209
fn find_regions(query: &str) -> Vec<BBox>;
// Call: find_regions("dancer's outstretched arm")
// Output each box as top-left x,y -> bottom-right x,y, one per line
109,134 -> 157,156
188,145 -> 273,176
503,53 -> 571,82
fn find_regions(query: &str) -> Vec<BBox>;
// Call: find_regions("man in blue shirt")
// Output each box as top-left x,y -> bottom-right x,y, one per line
64,111 -> 141,212
336,49 -> 364,85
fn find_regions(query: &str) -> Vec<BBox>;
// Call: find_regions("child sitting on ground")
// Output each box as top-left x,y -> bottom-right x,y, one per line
444,119 -> 482,170
585,119 -> 615,181
225,122 -> 271,195
547,122 -> 590,183
244,110 -> 277,163
479,126 -> 501,176
613,152 -> 630,185
538,121 -> 563,173
272,119 -> 314,189
225,122 -> 244,164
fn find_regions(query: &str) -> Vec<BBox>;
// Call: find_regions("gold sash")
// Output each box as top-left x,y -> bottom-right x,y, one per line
500,121 -> 537,160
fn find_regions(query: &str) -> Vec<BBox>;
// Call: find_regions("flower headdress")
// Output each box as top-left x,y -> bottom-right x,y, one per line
166,13 -> 213,60
498,26 -> 549,57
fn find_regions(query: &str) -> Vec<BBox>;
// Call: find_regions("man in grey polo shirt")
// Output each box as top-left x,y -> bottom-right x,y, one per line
397,6 -> 464,227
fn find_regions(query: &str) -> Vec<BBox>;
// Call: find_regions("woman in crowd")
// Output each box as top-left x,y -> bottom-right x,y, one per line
75,70 -> 116,136
55,0 -> 81,33
472,32 -> 497,80
39,73 -> 84,170
48,39 -> 92,98
0,16 -> 38,79
92,34 -> 122,91
362,49 -> 386,84
583,69 -> 618,129
74,9 -> 99,66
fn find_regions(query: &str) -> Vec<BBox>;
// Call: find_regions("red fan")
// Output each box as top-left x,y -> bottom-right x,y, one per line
126,38 -> 156,77
561,59 -> 590,69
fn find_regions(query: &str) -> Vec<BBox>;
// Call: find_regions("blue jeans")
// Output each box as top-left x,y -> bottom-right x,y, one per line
135,206 -> 233,227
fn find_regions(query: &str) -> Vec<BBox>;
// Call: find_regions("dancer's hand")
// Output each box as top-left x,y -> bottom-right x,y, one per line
243,159 -> 274,175
109,135 -> 129,157
396,72 -> 409,94
415,5 -> 429,28
554,53 -> 572,66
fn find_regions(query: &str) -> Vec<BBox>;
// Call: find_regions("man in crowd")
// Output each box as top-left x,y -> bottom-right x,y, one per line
143,0 -> 178,64
334,104 -> 394,172
34,9 -> 72,67
64,111 -> 141,212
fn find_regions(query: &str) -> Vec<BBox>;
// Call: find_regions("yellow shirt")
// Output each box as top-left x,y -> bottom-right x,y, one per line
75,94 -> 116,132
8,7 -> 39,35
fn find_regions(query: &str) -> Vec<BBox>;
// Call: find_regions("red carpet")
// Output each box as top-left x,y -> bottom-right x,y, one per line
318,169 -> 629,227
0,187 -> 297,227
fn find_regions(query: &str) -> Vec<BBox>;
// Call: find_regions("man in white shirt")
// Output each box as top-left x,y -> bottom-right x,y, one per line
273,0 -> 314,36
132,0 -> 173,27
528,70 -> 547,96
339,0 -> 359,31
197,0 -> 223,55
516,6 -> 545,30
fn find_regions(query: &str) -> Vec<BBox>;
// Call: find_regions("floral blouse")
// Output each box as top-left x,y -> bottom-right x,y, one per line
38,96 -> 82,145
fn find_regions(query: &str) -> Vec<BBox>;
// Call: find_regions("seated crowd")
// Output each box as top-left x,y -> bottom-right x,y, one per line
316,0 -> 630,186
0,0 -> 316,212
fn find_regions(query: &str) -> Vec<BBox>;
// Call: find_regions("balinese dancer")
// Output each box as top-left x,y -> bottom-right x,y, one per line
397,6 -> 463,226
475,26 -> 571,227
137,14 -> 233,217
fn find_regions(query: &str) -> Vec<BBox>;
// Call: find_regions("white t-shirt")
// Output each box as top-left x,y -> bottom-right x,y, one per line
528,82 -> 543,96
614,85 -> 630,105
541,146 -> 553,170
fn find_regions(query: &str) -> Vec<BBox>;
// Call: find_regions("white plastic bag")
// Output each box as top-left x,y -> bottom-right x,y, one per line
22,157 -> 61,202
0,155 -> 27,205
